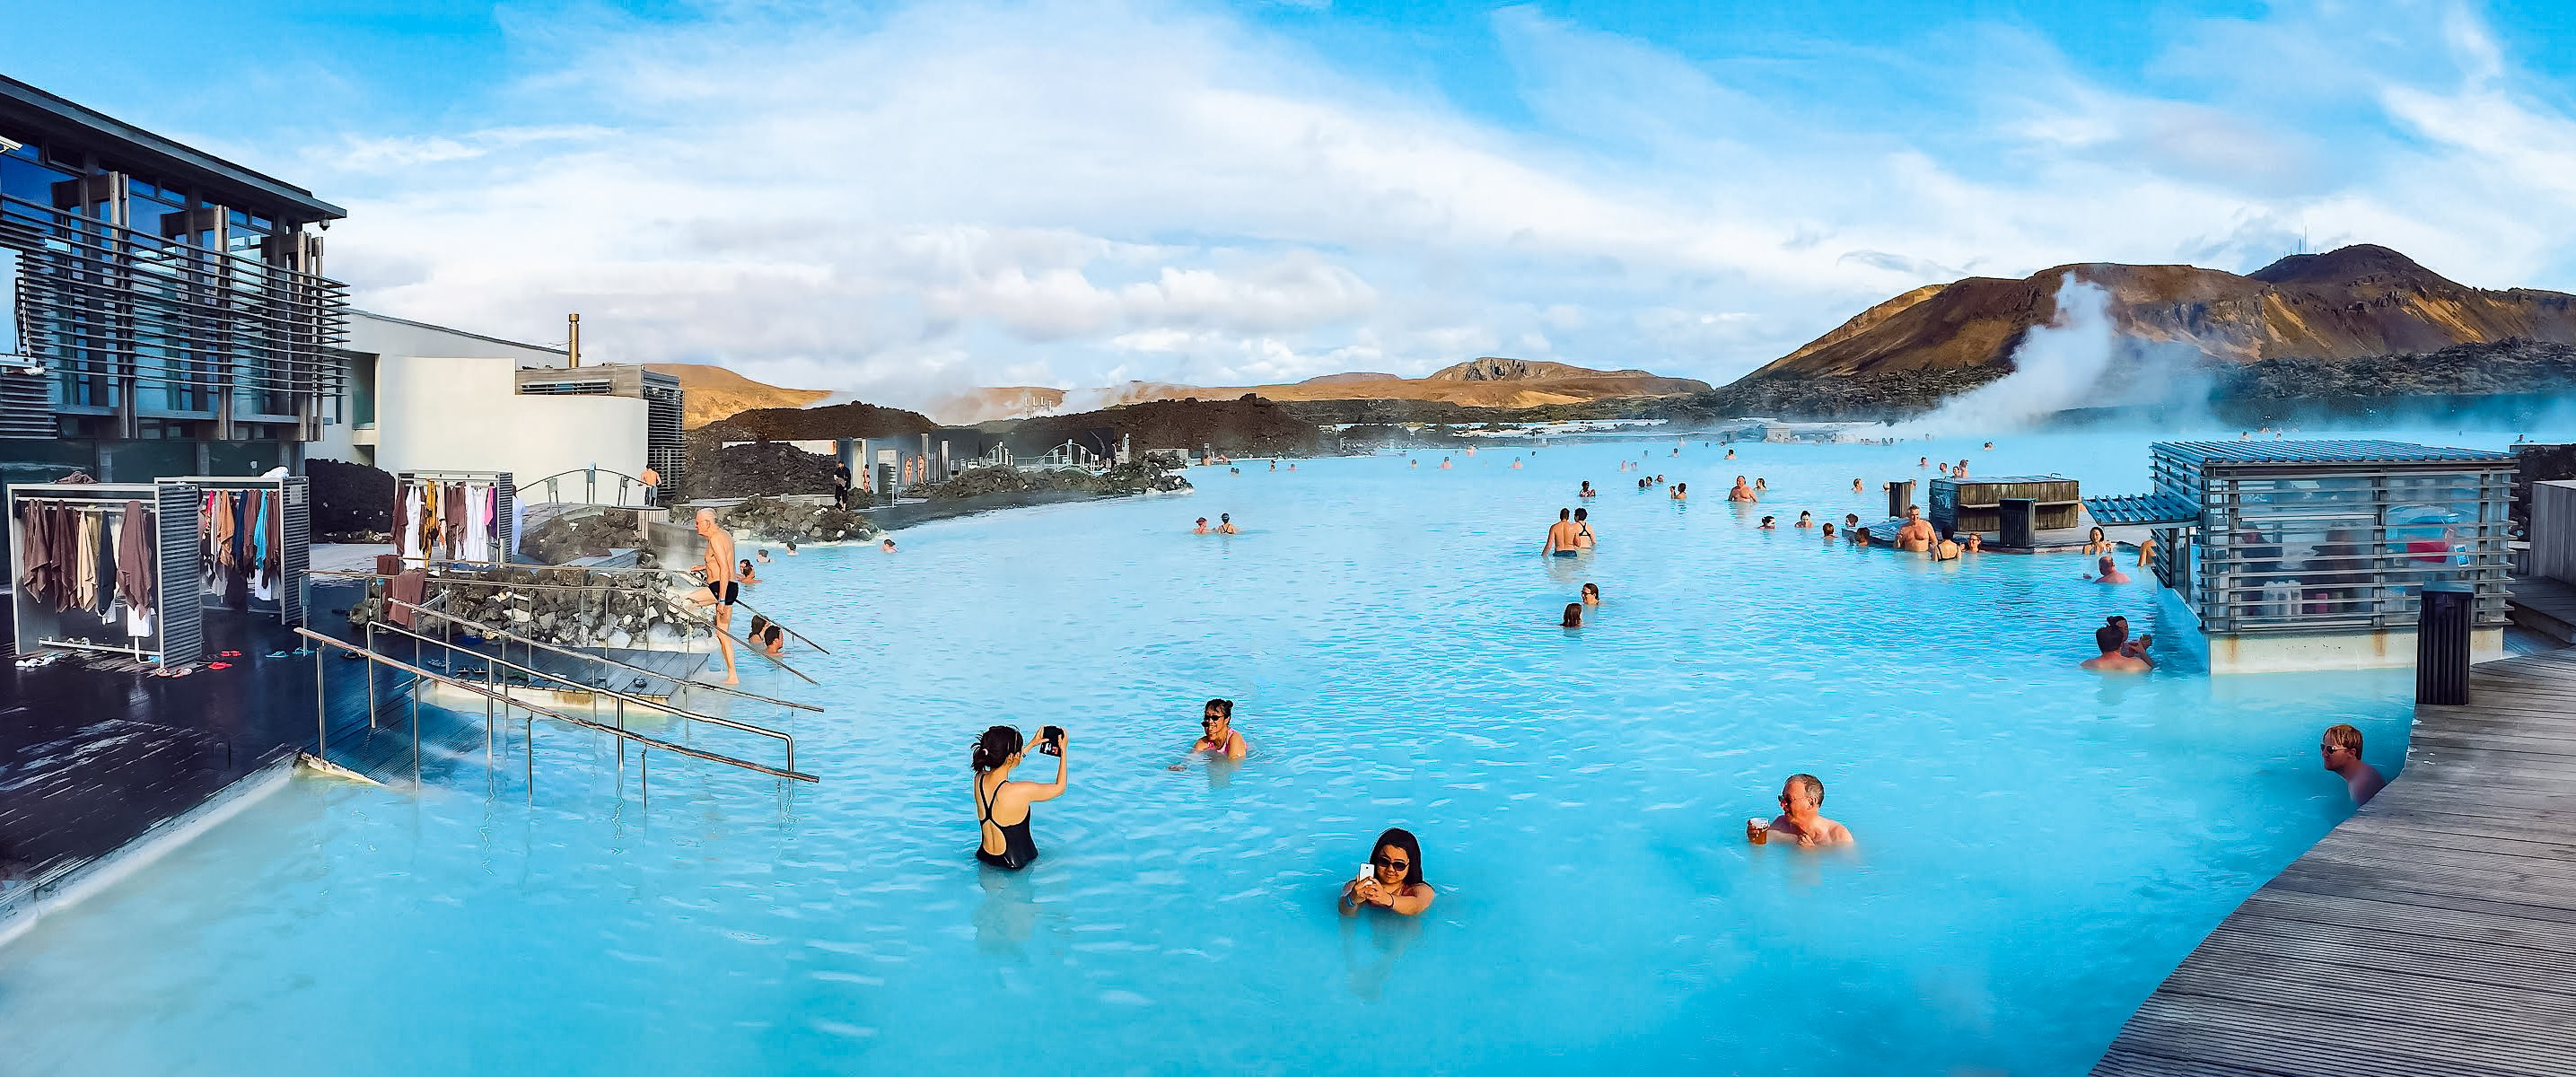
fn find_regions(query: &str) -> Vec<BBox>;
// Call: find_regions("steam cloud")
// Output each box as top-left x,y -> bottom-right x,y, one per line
1891,274 -> 2119,437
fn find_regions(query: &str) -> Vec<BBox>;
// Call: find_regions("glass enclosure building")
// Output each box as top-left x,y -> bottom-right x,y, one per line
0,74 -> 347,483
2088,441 -> 2517,669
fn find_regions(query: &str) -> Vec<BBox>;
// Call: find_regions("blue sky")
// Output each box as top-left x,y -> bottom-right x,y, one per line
10,1 -> 2576,407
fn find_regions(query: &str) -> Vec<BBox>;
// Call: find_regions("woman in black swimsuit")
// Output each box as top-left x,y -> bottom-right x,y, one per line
971,725 -> 1068,870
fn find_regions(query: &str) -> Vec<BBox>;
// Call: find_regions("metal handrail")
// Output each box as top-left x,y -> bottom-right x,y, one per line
367,617 -> 801,771
386,597 -> 821,713
651,566 -> 834,655
298,628 -> 816,783
522,466 -> 660,508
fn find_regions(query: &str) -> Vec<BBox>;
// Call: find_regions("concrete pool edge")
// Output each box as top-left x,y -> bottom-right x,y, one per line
0,756 -> 297,950
2091,645 -> 2576,1075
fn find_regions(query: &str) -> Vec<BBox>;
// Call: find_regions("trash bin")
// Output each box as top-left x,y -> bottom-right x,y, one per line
2417,582 -> 2474,705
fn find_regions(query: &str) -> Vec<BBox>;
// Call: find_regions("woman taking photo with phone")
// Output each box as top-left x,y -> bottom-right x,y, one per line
971,725 -> 1068,870
1338,827 -> 1435,916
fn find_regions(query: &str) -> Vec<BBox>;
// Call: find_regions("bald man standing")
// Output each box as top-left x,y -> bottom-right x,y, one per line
689,508 -> 741,685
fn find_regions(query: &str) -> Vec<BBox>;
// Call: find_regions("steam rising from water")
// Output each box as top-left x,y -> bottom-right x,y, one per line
1892,274 -> 2117,437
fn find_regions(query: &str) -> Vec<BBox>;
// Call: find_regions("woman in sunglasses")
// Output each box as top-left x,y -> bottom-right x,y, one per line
1169,698 -> 1250,770
1339,827 -> 1436,916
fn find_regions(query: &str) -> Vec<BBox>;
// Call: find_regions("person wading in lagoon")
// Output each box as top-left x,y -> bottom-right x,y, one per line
1560,602 -> 1583,627
1170,698 -> 1249,770
972,725 -> 1068,871
2083,526 -> 2114,556
2086,556 -> 2132,584
688,508 -> 741,686
1747,774 -> 1853,848
2080,617 -> 2154,672
737,558 -> 760,586
1579,481 -> 1595,499
1194,517 -> 1210,534
1671,482 -> 1688,502
1340,827 -> 1436,916
2319,723 -> 2388,806
1582,582 -> 1601,606
1574,507 -> 1599,548
1795,511 -> 1814,529
1896,504 -> 1937,553
1217,513 -> 1240,535
1729,476 -> 1757,502
1544,508 -> 1582,556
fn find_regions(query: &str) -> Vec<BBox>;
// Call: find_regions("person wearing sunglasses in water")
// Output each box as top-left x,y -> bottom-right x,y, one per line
1745,773 -> 1853,848
1169,697 -> 1250,770
1339,827 -> 1436,916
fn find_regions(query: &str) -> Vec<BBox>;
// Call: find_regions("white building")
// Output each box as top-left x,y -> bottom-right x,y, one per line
314,311 -> 681,494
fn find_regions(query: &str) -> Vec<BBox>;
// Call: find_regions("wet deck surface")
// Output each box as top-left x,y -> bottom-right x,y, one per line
0,582 -> 461,902
2094,647 -> 2576,1076
2509,574 -> 2576,644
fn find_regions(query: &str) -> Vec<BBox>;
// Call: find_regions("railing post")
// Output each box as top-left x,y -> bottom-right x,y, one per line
364,621 -> 378,728
314,645 -> 327,759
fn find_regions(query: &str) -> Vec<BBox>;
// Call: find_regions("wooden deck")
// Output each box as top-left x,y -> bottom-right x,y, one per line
2508,574 -> 2576,644
2094,647 -> 2576,1076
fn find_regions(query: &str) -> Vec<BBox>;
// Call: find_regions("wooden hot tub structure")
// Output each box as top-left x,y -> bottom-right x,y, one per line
1928,476 -> 2081,537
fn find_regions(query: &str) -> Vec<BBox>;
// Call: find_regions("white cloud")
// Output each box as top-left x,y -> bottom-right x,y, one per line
282,0 -> 2576,407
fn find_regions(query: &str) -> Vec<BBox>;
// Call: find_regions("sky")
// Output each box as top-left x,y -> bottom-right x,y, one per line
10,0 -> 2576,407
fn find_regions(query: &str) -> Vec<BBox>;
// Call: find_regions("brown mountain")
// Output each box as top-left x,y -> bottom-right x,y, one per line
922,358 -> 1705,424
647,363 -> 830,427
1737,244 -> 2576,396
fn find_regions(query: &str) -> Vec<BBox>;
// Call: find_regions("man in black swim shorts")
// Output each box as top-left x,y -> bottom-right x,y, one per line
688,508 -> 741,685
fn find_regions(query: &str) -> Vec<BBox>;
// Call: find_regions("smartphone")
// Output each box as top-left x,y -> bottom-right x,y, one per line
1356,862 -> 1378,883
1038,725 -> 1065,756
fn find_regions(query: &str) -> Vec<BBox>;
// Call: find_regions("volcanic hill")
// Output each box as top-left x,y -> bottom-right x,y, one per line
649,363 -> 830,427
924,358 -> 1706,425
1713,244 -> 2576,416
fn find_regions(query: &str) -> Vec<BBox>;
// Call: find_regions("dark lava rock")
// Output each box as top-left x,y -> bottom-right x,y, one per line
520,507 -> 649,565
999,395 -> 1325,458
683,440 -> 838,501
915,460 -> 1191,501
714,400 -> 938,441
718,495 -> 880,544
309,458 -> 395,533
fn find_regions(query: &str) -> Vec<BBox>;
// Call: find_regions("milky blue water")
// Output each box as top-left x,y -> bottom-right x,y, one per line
0,425 -> 2528,1076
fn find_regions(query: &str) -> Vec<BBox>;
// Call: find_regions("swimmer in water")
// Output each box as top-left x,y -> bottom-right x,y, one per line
1983,442 -> 1994,451
1758,515 -> 1775,530
1843,512 -> 1861,530
2079,617 -> 2154,672
1169,698 -> 1249,769
2082,526 -> 2113,556
1895,504 -> 1937,553
1850,477 -> 1863,494
1728,476 -> 1757,502
1218,513 -> 1240,535
1956,459 -> 1970,477
1544,508 -> 1582,556
1939,462 -> 1951,477
1511,458 -> 1522,470
1820,522 -> 1836,539
1574,507 -> 1599,548
881,538 -> 898,554
1410,459 -> 1419,469
2086,556 -> 2131,583
1963,532 -> 1983,553
1746,773 -> 1853,848
1794,511 -> 1814,529
738,558 -> 760,585
1725,449 -> 1737,460
759,624 -> 785,659
1579,481 -> 1595,498
1581,582 -> 1600,606
1670,482 -> 1688,502
1918,456 -> 1929,468
1441,457 -> 1452,470
1194,517 -> 1209,534
1754,477 -> 1766,491
756,549 -> 773,564
1560,602 -> 1583,628
1340,827 -> 1435,917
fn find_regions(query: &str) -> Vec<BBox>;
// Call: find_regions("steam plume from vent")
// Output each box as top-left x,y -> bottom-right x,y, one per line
1891,274 -> 2118,437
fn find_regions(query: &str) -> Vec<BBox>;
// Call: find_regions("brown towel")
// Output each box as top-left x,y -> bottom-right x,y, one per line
116,500 -> 153,614
388,568 -> 425,628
